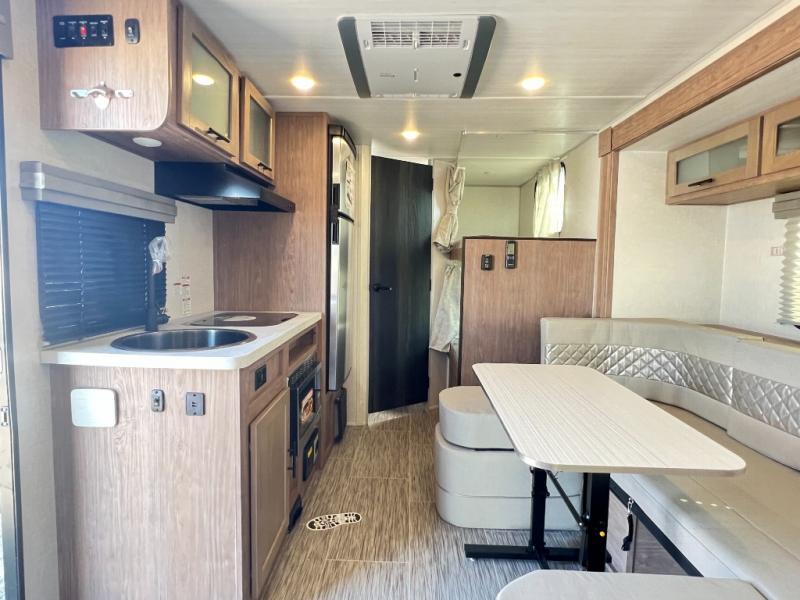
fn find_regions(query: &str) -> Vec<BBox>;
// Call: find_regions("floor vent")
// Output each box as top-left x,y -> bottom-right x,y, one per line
306,512 -> 363,531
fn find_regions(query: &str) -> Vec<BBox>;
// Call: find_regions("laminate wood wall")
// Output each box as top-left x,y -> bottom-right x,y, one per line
459,237 -> 595,386
214,112 -> 334,457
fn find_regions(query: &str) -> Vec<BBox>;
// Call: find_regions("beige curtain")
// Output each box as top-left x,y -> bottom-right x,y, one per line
433,163 -> 465,253
532,160 -> 565,237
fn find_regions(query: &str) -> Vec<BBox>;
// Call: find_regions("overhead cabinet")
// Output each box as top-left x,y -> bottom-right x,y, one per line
178,6 -> 240,157
666,96 -> 800,205
762,97 -> 800,175
666,118 -> 761,198
240,78 -> 276,181
35,0 -> 277,190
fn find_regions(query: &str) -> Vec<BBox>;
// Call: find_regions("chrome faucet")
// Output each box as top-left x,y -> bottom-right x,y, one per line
146,236 -> 170,332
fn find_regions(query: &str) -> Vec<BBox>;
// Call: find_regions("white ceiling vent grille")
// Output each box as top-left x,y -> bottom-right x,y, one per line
370,20 -> 463,49
339,15 -> 496,98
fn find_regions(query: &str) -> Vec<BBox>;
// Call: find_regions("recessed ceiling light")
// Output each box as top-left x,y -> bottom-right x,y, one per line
521,76 -> 546,91
132,136 -> 163,148
192,73 -> 215,86
290,75 -> 316,92
401,129 -> 420,141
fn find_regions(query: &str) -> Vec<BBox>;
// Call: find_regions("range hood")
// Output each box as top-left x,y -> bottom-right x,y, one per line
154,162 -> 295,212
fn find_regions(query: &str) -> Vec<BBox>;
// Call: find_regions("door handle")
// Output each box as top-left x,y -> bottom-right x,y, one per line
370,284 -> 393,292
688,177 -> 714,187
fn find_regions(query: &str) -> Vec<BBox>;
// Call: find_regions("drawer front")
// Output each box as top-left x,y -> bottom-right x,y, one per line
241,348 -> 286,407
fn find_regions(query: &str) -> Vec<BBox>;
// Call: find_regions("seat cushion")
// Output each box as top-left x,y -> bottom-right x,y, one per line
497,571 -> 764,600
439,386 -> 513,449
613,403 -> 800,600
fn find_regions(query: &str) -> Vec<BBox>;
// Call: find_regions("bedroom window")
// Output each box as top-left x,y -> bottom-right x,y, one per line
36,202 -> 166,344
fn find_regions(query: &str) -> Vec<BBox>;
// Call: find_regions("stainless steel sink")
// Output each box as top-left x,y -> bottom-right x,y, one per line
111,328 -> 256,352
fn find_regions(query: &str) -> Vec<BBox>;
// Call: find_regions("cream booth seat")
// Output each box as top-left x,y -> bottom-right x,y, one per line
497,571 -> 764,600
435,386 -> 582,530
541,318 -> 800,600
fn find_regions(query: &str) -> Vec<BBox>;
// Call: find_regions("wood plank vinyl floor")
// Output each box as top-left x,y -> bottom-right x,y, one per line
264,408 -> 581,600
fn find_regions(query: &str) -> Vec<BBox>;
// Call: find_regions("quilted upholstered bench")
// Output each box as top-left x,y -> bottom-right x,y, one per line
435,318 -> 799,599
540,318 -> 800,600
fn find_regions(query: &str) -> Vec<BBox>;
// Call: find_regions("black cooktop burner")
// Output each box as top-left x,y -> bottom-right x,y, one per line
189,312 -> 297,327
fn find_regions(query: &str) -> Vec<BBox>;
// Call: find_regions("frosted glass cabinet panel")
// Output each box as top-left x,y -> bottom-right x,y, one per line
667,118 -> 761,198
178,6 -> 240,157
763,98 -> 800,175
240,78 -> 275,181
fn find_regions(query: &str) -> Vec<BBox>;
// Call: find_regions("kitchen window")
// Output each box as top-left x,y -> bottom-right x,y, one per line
36,202 -> 166,344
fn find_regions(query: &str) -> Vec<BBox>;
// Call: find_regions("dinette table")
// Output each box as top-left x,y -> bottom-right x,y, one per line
466,363 -> 746,571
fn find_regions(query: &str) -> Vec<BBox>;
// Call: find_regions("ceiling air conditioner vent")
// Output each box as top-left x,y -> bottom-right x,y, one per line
339,15 -> 496,99
369,20 -> 463,49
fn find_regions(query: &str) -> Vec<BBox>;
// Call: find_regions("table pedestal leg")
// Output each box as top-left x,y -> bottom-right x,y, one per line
580,473 -> 610,572
464,468 -> 580,566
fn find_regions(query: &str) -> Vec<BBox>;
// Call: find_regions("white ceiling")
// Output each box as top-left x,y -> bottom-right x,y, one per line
458,131 -> 589,185
631,57 -> 800,151
184,0 -> 786,160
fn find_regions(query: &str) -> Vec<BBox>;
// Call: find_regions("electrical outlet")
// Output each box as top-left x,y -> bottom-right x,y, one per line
770,245 -> 785,257
185,392 -> 205,416
151,389 -> 165,413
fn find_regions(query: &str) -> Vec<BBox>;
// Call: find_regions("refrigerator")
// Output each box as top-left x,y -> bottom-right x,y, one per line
327,126 -> 357,439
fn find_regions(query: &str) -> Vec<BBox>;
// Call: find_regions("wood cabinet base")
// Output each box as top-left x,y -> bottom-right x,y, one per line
50,324 -> 321,599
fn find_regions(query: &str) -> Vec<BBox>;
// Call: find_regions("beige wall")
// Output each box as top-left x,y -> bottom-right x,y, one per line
164,203 -> 215,318
3,2 -> 214,596
612,151 -> 727,322
518,177 -> 536,237
459,186 -> 520,239
518,135 -> 599,239
720,198 -> 800,341
561,136 -> 600,239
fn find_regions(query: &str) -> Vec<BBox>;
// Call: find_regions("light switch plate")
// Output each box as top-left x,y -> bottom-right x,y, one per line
70,388 -> 118,427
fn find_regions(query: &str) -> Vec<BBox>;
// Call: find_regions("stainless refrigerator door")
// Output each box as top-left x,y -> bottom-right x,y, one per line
328,216 -> 353,390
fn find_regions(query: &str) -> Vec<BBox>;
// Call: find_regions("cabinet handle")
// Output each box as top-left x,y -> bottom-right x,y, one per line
70,82 -> 134,110
688,177 -> 714,187
257,161 -> 269,171
196,126 -> 231,144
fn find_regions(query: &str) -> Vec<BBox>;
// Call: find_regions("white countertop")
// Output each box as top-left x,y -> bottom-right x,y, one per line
40,311 -> 322,370
473,363 -> 746,476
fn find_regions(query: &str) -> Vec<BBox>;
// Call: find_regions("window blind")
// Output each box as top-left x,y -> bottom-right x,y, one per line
780,217 -> 800,328
36,202 -> 166,345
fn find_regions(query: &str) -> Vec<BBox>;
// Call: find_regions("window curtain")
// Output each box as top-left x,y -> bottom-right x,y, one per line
429,260 -> 462,353
532,160 -> 565,237
433,163 -> 465,253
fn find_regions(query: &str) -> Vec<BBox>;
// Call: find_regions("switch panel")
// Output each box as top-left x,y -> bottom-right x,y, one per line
254,365 -> 268,391
151,389 -> 165,413
124,18 -> 140,44
53,15 -> 114,48
481,254 -> 494,270
185,392 -> 205,416
505,240 -> 517,269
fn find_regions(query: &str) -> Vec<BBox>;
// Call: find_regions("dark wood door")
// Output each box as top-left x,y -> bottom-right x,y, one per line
369,157 -> 432,413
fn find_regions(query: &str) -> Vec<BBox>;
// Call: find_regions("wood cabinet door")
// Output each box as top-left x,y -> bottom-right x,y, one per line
762,97 -> 800,175
666,118 -> 761,198
250,388 -> 289,598
178,5 -> 240,157
240,77 -> 276,181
